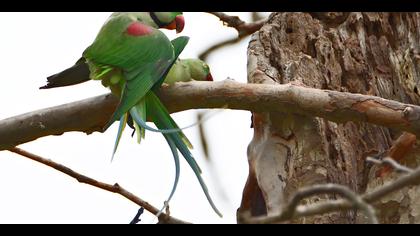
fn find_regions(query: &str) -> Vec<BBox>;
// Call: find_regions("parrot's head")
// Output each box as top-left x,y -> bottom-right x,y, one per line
186,59 -> 214,82
150,12 -> 185,33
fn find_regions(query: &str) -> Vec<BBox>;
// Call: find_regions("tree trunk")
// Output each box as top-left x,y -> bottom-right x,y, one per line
239,12 -> 420,224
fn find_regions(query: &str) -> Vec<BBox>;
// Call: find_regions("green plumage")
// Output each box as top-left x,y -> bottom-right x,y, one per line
83,14 -> 175,130
43,12 -> 221,217
164,59 -> 211,85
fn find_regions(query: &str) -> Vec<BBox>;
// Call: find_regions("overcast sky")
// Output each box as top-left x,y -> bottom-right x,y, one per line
0,12 -> 262,223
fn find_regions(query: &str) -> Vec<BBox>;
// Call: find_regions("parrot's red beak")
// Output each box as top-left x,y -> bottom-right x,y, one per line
206,73 -> 213,81
165,15 -> 185,33
175,15 -> 185,33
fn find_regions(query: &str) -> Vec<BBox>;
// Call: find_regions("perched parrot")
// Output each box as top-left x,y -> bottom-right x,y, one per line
43,12 -> 222,217
42,58 -> 213,89
126,58 -> 214,133
41,12 -> 185,90
164,58 -> 214,85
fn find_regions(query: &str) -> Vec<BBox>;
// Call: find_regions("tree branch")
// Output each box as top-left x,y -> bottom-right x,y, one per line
1,80 -> 420,150
199,36 -> 246,62
288,184 -> 377,224
197,11 -> 261,164
240,184 -> 378,224
366,156 -> 413,174
369,132 -> 417,177
207,12 -> 265,37
199,12 -> 265,61
8,147 -> 190,224
240,163 -> 420,224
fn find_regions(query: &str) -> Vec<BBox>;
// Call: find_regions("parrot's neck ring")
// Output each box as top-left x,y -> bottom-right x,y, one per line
149,12 -> 166,28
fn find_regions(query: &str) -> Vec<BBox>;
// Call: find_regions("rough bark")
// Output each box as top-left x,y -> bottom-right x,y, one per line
240,12 -> 420,223
4,81 -> 420,151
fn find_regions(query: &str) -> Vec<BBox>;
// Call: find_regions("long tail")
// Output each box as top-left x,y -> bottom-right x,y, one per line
41,58 -> 90,89
132,99 -> 147,144
129,107 -> 201,137
111,113 -> 128,161
144,91 -> 223,217
154,135 -> 180,218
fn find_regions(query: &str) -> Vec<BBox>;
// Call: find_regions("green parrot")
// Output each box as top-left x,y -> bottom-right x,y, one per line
42,58 -> 213,90
164,58 -> 213,85
41,12 -> 185,89
43,12 -> 222,217
125,58 -> 214,133
43,56 -> 215,136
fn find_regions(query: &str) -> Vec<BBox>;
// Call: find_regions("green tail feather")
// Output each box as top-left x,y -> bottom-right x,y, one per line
145,91 -> 222,217
133,122 -> 143,144
129,106 -> 193,138
154,135 -> 181,218
111,113 -> 128,161
145,92 -> 192,149
133,99 -> 147,143
41,58 -> 90,89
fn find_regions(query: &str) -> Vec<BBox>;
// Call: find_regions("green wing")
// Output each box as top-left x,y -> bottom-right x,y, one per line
104,60 -> 171,130
110,36 -> 190,131
171,37 -> 190,60
83,14 -> 177,130
145,91 -> 222,217
153,36 -> 190,89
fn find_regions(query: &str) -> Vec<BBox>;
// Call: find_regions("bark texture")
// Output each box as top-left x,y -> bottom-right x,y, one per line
4,81 -> 420,151
240,12 -> 420,223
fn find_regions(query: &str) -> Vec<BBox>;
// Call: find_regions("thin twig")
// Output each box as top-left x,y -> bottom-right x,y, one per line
8,147 -> 190,224
367,132 -> 416,177
199,12 -> 266,61
366,156 -> 413,174
197,112 -> 210,161
241,164 -> 420,224
241,184 -> 378,224
199,36 -> 246,62
293,184 -> 378,224
207,12 -> 266,37
363,165 -> 420,202
129,208 -> 144,224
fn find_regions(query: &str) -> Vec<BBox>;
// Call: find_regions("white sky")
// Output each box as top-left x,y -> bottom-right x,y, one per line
0,12 -> 260,224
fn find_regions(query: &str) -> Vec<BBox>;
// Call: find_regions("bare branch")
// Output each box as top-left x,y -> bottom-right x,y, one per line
289,184 -> 377,224
197,112 -> 210,161
199,36 -> 245,61
0,93 -> 118,150
2,80 -> 420,150
207,12 -> 265,37
370,132 -> 416,177
240,163 -> 420,224
8,147 -> 191,224
366,156 -> 413,174
301,165 -> 420,219
241,184 -> 378,224
129,208 -> 144,224
363,165 -> 420,202
199,12 -> 266,61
